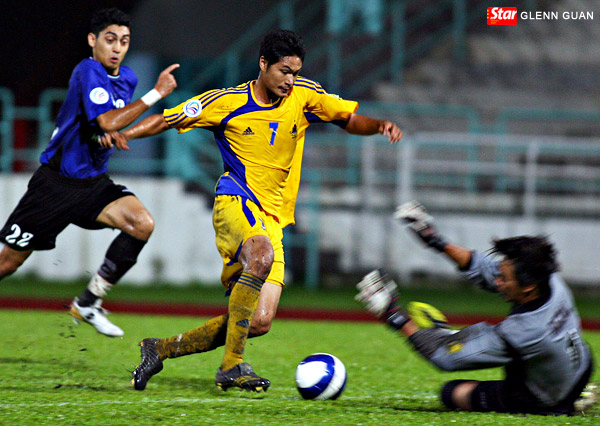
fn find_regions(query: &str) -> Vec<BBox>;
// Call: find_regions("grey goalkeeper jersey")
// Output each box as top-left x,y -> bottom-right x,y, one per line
429,250 -> 592,406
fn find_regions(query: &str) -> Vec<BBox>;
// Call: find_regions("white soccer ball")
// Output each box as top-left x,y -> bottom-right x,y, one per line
295,353 -> 347,400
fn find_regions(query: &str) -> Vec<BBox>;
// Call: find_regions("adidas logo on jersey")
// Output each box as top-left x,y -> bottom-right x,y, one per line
290,124 -> 297,138
242,127 -> 255,135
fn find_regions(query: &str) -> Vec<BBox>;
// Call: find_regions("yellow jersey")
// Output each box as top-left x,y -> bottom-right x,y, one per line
163,77 -> 358,227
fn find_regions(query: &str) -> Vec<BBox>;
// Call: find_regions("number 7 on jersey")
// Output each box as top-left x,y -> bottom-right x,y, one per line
269,122 -> 279,145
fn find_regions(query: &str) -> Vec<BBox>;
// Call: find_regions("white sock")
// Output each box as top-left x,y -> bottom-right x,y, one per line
87,273 -> 113,298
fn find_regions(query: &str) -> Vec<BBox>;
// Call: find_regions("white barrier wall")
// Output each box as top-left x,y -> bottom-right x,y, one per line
2,174 -> 600,286
310,210 -> 600,286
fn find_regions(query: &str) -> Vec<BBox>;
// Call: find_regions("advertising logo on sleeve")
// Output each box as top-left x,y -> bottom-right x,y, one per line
487,7 -> 518,25
89,87 -> 110,104
183,99 -> 203,118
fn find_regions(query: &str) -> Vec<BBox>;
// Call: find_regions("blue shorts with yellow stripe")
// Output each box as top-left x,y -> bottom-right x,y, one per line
212,195 -> 285,288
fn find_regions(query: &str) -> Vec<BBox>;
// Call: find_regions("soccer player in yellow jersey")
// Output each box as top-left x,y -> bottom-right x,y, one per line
102,29 -> 402,392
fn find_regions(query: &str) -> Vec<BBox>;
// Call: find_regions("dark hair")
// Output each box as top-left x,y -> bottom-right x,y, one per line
491,235 -> 558,292
90,8 -> 131,36
259,29 -> 305,65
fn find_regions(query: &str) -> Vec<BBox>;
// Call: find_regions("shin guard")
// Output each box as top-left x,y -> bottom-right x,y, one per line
98,232 -> 147,284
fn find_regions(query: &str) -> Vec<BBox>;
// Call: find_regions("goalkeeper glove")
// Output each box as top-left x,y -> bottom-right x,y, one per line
406,301 -> 450,329
394,201 -> 447,252
355,269 -> 409,330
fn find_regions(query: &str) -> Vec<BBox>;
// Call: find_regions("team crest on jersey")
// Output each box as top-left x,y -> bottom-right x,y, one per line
447,341 -> 464,354
89,87 -> 110,104
183,99 -> 203,118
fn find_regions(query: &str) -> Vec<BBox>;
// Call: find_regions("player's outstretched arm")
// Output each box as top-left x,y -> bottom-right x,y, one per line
99,114 -> 170,151
96,63 -> 180,132
355,269 -> 420,336
395,201 -> 472,268
395,201 -> 447,252
344,114 -> 402,143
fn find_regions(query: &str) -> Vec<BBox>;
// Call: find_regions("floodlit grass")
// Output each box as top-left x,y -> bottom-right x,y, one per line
2,276 -> 600,319
0,310 -> 598,425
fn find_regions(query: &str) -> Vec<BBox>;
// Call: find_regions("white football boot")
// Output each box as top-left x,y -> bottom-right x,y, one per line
69,297 -> 124,337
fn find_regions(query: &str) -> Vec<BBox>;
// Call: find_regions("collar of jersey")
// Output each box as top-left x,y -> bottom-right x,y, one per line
250,81 -> 282,108
89,57 -> 121,79
510,286 -> 551,315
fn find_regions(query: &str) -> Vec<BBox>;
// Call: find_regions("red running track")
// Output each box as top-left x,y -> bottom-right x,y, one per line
1,296 -> 599,330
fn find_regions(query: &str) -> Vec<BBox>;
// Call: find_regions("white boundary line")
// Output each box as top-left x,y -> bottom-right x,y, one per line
0,392 -> 439,409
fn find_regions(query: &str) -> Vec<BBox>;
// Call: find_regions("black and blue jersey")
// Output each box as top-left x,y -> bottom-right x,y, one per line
40,58 -> 137,178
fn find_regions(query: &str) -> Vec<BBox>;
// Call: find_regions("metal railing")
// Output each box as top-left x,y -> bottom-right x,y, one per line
175,0 -> 533,98
3,86 -> 600,287
306,132 -> 600,216
0,88 -> 15,171
2,85 -> 599,177
288,131 -> 600,283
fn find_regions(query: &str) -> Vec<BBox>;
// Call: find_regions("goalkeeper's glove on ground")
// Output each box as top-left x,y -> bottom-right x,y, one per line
394,201 -> 447,252
355,269 -> 409,330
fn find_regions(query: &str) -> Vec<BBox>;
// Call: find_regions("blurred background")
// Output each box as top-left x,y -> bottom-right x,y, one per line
1,0 -> 600,291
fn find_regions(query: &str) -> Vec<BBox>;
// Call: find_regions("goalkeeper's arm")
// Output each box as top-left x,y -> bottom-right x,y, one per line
395,201 -> 472,269
442,243 -> 473,270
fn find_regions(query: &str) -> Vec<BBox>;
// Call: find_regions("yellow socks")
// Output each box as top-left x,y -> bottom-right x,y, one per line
152,272 -> 264,369
155,314 -> 228,359
220,272 -> 264,370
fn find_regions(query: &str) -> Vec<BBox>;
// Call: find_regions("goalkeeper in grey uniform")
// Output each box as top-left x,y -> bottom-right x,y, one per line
356,201 -> 595,415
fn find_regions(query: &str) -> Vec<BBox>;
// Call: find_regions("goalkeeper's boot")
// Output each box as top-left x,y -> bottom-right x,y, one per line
132,338 -> 164,391
69,297 -> 124,337
574,383 -> 598,414
215,362 -> 270,392
407,301 -> 451,329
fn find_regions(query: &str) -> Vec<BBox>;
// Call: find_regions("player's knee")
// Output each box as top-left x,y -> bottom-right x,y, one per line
251,256 -> 273,281
241,237 -> 274,280
440,380 -> 478,411
128,211 -> 154,240
249,315 -> 272,337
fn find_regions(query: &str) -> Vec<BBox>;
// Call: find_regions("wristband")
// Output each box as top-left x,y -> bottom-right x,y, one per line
386,308 -> 409,331
428,234 -> 447,253
141,89 -> 162,107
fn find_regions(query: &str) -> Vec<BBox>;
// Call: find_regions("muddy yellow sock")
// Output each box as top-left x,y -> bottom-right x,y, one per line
155,314 -> 228,359
220,272 -> 264,371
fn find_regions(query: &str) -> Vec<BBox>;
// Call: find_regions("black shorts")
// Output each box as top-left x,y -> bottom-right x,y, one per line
469,358 -> 593,415
0,165 -> 136,251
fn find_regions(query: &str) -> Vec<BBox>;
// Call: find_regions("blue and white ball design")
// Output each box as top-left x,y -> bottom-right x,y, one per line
295,353 -> 347,400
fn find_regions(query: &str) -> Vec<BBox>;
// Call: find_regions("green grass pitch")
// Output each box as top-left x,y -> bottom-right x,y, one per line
0,309 -> 597,425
